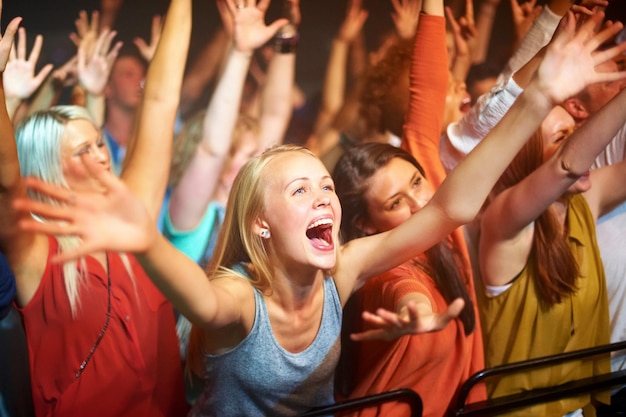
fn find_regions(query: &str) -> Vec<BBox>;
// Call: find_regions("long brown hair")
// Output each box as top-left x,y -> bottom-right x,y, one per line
490,130 -> 578,307
333,143 -> 475,335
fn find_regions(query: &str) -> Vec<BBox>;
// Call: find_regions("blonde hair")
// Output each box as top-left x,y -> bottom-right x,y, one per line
186,144 -> 316,375
16,106 -> 134,316
169,112 -> 260,188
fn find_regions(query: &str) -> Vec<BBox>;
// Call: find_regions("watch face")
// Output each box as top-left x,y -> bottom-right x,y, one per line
278,23 -> 298,39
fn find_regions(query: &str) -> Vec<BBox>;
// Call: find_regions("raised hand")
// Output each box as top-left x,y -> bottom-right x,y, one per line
446,0 -> 478,57
350,298 -> 465,342
77,28 -> 122,95
69,10 -> 100,57
510,0 -> 542,46
391,0 -> 422,40
224,0 -> 289,53
133,15 -> 162,62
3,27 -> 53,100
534,11 -> 626,106
337,0 -> 368,44
13,154 -> 156,263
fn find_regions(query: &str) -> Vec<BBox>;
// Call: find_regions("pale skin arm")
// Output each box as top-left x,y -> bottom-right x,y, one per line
169,0 -> 287,230
308,0 -> 368,149
471,0 -> 500,64
121,0 -> 192,219
179,27 -> 230,118
304,0 -> 368,156
480,85 -> 626,287
336,11 -> 626,296
256,0 -> 297,150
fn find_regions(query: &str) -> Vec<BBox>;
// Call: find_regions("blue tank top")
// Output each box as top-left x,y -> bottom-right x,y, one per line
189,277 -> 342,417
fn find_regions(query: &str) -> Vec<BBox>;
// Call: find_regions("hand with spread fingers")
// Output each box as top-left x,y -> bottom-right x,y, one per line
77,28 -> 122,95
133,15 -> 162,62
14,154 -> 156,263
391,0 -> 422,40
351,298 -> 466,342
3,27 -> 53,102
224,0 -> 289,53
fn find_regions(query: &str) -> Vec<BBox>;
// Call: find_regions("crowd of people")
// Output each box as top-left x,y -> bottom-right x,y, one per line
1,0 -> 626,416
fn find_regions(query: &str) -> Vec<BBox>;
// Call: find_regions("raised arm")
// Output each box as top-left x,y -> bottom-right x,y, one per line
471,0 -> 500,64
256,0 -> 297,150
168,0 -> 287,231
77,27 -> 123,127
309,0 -> 368,148
400,1 -> 448,187
120,0 -> 191,219
305,0 -> 368,156
446,0 -> 478,83
341,11 -> 626,286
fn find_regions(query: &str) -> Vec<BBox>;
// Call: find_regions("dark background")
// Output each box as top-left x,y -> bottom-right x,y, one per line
1,0 -> 625,101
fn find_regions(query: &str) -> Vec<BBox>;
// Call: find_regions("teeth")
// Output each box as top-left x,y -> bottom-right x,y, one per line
308,218 -> 333,229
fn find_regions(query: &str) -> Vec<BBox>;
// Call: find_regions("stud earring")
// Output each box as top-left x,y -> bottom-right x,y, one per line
260,229 -> 271,239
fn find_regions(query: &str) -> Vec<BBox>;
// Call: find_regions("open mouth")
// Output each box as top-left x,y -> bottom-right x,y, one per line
459,95 -> 471,114
306,218 -> 334,249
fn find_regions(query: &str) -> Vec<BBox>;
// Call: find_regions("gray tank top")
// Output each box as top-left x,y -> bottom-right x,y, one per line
189,277 -> 342,417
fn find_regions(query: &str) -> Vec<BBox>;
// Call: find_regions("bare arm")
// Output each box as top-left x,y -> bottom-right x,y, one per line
339,11 -> 626,289
179,27 -> 230,118
472,0 -> 500,64
309,0 -> 368,146
168,48 -> 253,230
257,0 -> 297,150
27,56 -> 79,115
169,0 -> 288,230
480,58 -> 626,287
121,0 -> 192,219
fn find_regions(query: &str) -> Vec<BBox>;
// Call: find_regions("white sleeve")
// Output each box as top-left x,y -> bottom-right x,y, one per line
498,6 -> 562,83
440,77 -> 523,171
592,124 -> 626,169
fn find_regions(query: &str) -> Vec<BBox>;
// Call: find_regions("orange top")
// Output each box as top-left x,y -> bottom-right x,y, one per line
337,14 -> 486,417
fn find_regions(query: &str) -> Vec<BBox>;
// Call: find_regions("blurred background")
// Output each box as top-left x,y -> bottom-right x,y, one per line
1,0 -> 625,117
